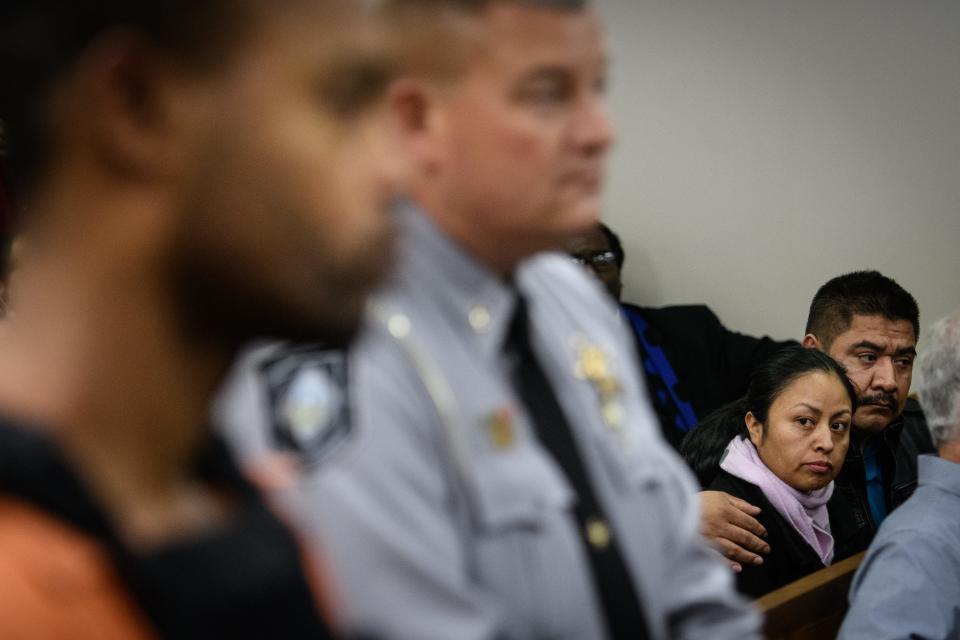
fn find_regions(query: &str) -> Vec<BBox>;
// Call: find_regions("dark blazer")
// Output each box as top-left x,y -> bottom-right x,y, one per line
833,398 -> 936,533
623,303 -> 794,450
710,470 -> 872,599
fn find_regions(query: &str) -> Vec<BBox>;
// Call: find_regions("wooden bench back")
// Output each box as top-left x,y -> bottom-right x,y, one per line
756,551 -> 865,640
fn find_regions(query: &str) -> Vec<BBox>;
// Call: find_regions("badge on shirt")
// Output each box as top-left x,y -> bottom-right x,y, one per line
486,406 -> 517,450
260,345 -> 351,468
574,342 -> 627,440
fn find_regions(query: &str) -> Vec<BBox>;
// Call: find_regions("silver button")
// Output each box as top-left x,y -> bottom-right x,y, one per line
469,305 -> 491,332
387,313 -> 411,339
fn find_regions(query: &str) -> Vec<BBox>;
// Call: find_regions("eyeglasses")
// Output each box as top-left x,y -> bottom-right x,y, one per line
570,250 -> 618,270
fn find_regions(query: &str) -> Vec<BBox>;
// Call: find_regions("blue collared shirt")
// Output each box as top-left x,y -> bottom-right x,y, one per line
839,455 -> 960,639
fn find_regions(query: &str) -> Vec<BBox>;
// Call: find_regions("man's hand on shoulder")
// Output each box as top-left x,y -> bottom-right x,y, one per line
699,491 -> 770,572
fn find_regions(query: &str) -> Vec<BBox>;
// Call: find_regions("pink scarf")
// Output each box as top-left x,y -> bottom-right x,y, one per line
720,436 -> 835,565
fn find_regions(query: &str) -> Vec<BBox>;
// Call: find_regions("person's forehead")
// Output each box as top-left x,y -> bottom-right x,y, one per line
243,0 -> 377,56
231,2 -> 390,90
468,4 -> 606,75
833,314 -> 917,350
566,227 -> 608,254
768,375 -> 852,430
774,371 -> 841,404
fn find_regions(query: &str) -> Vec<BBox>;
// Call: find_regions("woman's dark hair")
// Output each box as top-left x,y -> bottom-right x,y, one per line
680,346 -> 858,487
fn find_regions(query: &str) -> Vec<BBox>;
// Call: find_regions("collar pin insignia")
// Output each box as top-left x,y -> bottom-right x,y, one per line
487,407 -> 516,450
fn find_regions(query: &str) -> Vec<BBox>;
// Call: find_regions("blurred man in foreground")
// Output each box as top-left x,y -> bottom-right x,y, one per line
218,1 -> 759,638
0,1 -> 398,637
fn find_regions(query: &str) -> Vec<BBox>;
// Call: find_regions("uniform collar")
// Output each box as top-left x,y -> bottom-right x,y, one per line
918,454 -> 960,498
395,202 -> 518,360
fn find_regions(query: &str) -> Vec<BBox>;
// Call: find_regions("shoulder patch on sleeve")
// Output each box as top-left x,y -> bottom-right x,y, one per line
259,345 -> 351,467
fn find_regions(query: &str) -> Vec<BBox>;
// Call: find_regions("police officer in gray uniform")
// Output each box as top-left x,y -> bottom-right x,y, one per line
216,1 -> 759,638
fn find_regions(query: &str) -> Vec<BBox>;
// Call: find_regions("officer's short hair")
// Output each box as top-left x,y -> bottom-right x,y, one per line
383,0 -> 588,11
0,0 -> 265,201
805,270 -> 920,348
378,0 -> 591,80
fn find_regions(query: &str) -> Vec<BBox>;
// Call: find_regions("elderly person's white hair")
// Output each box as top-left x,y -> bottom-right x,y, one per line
915,309 -> 960,448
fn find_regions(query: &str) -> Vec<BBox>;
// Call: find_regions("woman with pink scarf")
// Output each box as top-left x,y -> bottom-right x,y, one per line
703,346 -> 872,598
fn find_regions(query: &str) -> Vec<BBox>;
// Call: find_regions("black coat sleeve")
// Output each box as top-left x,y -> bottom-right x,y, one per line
638,304 -> 795,419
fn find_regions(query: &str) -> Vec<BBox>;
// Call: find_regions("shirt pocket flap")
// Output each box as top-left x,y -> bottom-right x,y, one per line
467,448 -> 575,534
594,433 -> 670,496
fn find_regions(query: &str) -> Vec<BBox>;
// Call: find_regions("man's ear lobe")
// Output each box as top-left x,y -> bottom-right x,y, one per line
802,333 -> 822,351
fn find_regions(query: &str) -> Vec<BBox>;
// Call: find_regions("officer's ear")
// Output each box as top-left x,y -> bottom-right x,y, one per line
802,334 -> 822,351
386,78 -> 446,177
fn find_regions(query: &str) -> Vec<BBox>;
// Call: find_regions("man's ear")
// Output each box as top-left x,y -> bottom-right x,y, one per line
386,78 -> 446,175
76,31 -> 200,184
802,333 -> 822,351
745,412 -> 764,448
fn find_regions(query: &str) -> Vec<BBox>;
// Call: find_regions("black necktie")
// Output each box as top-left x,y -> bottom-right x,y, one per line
504,297 -> 650,640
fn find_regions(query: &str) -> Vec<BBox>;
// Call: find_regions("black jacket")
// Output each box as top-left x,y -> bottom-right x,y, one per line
623,303 -> 794,450
833,398 -> 936,533
710,470 -> 872,599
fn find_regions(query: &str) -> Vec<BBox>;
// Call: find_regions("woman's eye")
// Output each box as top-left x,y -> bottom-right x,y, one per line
797,417 -> 815,428
831,422 -> 850,432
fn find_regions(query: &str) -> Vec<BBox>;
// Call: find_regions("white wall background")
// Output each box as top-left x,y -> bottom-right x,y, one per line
598,0 -> 960,345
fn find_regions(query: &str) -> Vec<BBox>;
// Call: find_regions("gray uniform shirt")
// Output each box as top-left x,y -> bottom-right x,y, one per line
839,455 -> 960,640
216,205 -> 759,640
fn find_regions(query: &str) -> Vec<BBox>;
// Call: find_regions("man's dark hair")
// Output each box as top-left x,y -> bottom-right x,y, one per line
681,346 -> 857,487
0,1 -> 255,200
598,222 -> 624,269
805,271 -> 920,348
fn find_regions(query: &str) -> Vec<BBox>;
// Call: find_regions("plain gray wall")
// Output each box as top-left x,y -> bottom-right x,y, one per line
599,0 -> 960,345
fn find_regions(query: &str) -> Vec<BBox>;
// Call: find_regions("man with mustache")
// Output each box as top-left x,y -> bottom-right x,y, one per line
695,271 -> 936,571
839,308 -> 960,640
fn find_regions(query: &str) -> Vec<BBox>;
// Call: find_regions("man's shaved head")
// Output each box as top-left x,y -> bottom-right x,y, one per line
377,0 -> 592,80
0,0 -> 376,202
